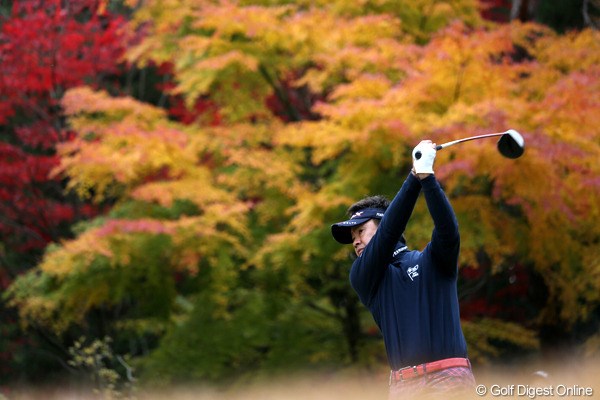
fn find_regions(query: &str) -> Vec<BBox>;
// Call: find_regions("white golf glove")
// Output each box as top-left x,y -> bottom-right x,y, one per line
412,141 -> 436,174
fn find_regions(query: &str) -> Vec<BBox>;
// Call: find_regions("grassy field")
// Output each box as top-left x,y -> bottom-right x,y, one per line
5,356 -> 599,400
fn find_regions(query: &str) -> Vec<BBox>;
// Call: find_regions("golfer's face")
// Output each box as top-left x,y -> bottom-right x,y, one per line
351,219 -> 378,257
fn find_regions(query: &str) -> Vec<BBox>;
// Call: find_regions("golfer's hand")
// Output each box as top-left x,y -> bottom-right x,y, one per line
412,140 -> 436,176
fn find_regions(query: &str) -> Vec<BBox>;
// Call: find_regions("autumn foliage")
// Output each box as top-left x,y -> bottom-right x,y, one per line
0,0 -> 127,254
2,0 -> 599,388
0,0 -> 129,383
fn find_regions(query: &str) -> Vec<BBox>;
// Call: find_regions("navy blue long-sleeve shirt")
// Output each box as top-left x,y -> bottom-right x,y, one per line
349,173 -> 467,370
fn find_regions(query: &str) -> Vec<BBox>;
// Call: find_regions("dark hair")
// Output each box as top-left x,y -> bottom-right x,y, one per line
347,195 -> 390,217
347,195 -> 405,243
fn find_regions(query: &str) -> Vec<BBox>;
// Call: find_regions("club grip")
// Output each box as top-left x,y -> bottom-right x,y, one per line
414,145 -> 442,160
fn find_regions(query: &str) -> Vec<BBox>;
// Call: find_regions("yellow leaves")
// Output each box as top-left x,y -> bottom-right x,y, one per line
278,121 -> 361,165
335,13 -> 401,47
62,87 -> 166,128
194,50 -> 259,72
192,2 -> 293,40
287,190 -> 352,235
57,123 -> 193,201
329,74 -> 393,102
285,9 -> 401,60
125,1 -> 409,122
9,293 -> 53,327
58,89 -> 207,202
168,209 -> 250,275
540,241 -> 600,326
123,0 -> 485,124
292,17 -> 405,92
127,2 -> 296,122
132,172 -> 224,208
127,0 -> 197,32
40,220 -> 172,277
177,35 -> 212,56
532,28 -> 600,74
172,50 -> 261,110
248,232 -> 301,272
392,0 -> 482,43
450,195 -> 518,267
39,209 -> 248,289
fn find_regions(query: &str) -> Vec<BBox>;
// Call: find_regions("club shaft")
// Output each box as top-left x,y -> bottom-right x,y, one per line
436,132 -> 505,150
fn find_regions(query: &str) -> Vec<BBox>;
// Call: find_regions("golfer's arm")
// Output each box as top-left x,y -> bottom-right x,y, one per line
378,173 -> 422,245
350,173 -> 421,304
421,175 -> 460,275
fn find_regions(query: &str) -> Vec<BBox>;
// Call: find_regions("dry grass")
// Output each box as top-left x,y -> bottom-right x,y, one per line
5,356 -> 599,400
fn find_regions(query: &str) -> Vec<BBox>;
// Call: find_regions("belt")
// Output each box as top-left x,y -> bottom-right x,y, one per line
389,357 -> 471,384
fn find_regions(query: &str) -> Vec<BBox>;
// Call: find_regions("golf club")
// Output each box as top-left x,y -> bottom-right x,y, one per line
415,129 -> 525,159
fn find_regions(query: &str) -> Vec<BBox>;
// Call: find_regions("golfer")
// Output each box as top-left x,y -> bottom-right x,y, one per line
331,141 -> 475,398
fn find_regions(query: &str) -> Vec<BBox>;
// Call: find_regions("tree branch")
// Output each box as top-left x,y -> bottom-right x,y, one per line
258,64 -> 302,122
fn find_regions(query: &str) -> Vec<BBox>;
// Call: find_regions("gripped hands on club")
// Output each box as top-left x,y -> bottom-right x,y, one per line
411,140 -> 437,180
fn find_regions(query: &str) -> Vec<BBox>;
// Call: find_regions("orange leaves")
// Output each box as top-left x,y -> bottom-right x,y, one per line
533,70 -> 600,147
62,86 -> 166,126
132,172 -> 224,208
531,28 -> 600,74
56,85 -> 257,220
407,23 -> 520,111
58,88 -> 206,202
56,121 -> 195,201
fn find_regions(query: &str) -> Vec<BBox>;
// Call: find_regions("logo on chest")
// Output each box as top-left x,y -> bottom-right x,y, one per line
407,264 -> 420,281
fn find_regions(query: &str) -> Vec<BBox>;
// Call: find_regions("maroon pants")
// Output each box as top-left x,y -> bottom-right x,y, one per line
388,366 -> 476,399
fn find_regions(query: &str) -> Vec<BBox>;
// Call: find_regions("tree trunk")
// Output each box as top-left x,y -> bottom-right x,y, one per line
511,0 -> 539,21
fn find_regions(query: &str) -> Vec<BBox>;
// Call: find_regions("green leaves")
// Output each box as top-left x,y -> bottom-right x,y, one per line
462,318 -> 539,363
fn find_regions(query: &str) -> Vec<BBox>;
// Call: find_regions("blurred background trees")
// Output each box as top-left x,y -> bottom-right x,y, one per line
1,0 -> 598,392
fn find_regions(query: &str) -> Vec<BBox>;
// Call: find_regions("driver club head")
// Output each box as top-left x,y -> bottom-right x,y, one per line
497,129 -> 525,159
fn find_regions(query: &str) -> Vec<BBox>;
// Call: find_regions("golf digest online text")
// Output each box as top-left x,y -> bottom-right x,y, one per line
475,384 -> 594,398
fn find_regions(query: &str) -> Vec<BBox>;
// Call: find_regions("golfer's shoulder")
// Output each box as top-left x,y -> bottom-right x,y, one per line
397,248 -> 423,265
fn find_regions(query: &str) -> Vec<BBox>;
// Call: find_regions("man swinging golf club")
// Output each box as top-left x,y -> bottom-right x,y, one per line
331,140 -> 476,398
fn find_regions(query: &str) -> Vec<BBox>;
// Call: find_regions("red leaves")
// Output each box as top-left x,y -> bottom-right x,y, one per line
14,123 -> 64,150
167,95 -> 222,126
0,1 -> 126,109
0,0 -> 128,255
479,0 -> 512,22
460,264 -> 533,323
